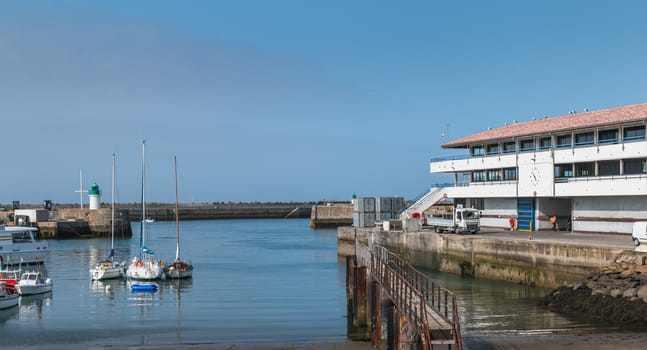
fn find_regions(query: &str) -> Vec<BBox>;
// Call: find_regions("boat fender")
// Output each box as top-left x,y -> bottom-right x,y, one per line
136,260 -> 143,267
159,260 -> 164,267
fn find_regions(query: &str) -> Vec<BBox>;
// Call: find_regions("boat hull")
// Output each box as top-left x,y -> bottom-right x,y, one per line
164,261 -> 193,279
126,260 -> 164,281
16,283 -> 52,296
164,269 -> 193,279
0,248 -> 47,265
0,294 -> 18,309
0,282 -> 18,309
90,265 -> 124,280
130,283 -> 158,292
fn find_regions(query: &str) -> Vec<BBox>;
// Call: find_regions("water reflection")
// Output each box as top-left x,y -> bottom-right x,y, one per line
19,292 -> 52,320
0,305 -> 19,323
419,268 -> 621,336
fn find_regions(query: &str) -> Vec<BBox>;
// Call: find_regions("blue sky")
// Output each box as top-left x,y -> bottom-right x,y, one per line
2,1 -> 647,204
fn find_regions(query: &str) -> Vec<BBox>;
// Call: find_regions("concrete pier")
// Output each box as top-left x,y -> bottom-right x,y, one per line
310,203 -> 353,228
339,226 -> 635,289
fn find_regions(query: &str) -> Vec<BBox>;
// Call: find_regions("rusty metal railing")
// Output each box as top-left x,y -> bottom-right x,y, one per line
357,241 -> 463,350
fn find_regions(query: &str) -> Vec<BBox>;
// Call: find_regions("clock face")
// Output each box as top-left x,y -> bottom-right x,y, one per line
530,167 -> 539,186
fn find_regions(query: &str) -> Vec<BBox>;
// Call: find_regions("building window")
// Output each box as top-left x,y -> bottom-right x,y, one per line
519,139 -> 534,152
624,158 -> 647,175
554,164 -> 573,178
469,198 -> 484,210
624,126 -> 646,141
503,141 -> 516,153
503,168 -> 517,180
539,137 -> 551,150
575,132 -> 594,146
598,160 -> 620,176
488,169 -> 501,181
556,134 -> 572,148
472,146 -> 484,156
598,129 -> 619,144
486,143 -> 499,155
575,162 -> 595,177
472,170 -> 486,182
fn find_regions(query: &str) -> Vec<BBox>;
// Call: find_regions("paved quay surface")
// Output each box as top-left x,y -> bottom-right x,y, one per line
460,227 -> 636,249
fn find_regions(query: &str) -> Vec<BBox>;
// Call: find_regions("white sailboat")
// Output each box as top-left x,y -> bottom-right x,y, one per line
90,153 -> 126,280
164,156 -> 193,279
126,141 -> 164,281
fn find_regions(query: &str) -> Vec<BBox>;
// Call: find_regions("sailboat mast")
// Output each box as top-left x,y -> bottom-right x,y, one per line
140,140 -> 146,252
174,155 -> 180,261
111,153 -> 115,257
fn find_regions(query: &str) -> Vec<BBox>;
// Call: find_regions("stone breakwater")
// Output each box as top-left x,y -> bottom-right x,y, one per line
541,253 -> 647,324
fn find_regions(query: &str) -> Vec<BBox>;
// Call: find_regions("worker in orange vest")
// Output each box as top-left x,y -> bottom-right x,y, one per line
550,215 -> 557,231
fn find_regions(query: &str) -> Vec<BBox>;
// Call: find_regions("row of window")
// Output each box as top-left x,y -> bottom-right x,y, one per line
460,168 -> 518,183
459,158 -> 647,183
555,158 -> 647,177
471,125 -> 646,156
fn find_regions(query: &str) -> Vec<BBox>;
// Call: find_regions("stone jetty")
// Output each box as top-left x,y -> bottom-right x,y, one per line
541,253 -> 647,324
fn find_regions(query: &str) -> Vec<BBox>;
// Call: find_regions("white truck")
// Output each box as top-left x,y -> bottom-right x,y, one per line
424,205 -> 480,234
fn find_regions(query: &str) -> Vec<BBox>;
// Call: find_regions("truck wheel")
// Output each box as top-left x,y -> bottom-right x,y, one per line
471,231 -> 477,235
435,226 -> 441,233
634,237 -> 641,247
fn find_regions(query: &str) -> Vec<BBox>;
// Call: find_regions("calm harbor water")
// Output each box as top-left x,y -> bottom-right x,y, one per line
0,218 -> 626,348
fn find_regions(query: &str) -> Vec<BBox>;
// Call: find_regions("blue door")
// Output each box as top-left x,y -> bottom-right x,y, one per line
517,198 -> 535,231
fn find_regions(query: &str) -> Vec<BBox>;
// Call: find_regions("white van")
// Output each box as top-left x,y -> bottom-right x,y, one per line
631,221 -> 647,246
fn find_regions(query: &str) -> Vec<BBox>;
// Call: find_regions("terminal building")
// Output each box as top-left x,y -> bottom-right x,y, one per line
417,102 -> 647,234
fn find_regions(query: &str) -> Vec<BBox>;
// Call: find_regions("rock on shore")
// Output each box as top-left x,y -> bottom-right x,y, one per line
540,253 -> 647,324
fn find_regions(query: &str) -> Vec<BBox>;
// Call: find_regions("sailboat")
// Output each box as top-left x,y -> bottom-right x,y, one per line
164,156 -> 193,279
90,153 -> 126,280
126,141 -> 164,281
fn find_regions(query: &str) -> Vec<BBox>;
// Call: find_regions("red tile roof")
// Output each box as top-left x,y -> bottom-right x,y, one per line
443,102 -> 647,148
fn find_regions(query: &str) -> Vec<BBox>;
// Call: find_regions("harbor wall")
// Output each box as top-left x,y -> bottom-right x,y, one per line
2,202 -> 313,238
310,203 -> 353,228
338,226 -> 628,289
126,203 -> 312,221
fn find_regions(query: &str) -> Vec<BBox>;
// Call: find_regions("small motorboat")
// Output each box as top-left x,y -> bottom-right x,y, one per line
16,271 -> 53,295
0,281 -> 19,309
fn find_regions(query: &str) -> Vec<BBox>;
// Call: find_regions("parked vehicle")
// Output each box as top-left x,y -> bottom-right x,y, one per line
424,205 -> 480,234
631,221 -> 647,246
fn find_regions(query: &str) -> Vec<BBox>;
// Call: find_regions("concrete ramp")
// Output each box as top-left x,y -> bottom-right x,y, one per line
401,187 -> 448,219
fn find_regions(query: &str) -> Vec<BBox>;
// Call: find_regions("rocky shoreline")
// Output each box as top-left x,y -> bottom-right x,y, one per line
541,253 -> 647,324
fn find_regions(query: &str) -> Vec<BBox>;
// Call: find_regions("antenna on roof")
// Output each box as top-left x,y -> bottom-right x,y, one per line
440,123 -> 449,144
584,108 -> 589,112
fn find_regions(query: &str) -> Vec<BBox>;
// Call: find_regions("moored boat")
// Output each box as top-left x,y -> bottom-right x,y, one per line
0,281 -> 18,309
125,140 -> 164,281
129,281 -> 158,292
16,270 -> 53,295
0,269 -> 21,286
90,153 -> 126,281
164,156 -> 193,279
0,226 -> 48,265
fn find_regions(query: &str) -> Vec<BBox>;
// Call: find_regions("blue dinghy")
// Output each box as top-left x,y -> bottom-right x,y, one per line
130,283 -> 158,292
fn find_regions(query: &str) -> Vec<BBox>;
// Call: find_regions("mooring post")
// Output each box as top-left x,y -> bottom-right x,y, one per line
386,299 -> 398,350
355,265 -> 369,339
346,255 -> 358,339
370,279 -> 382,347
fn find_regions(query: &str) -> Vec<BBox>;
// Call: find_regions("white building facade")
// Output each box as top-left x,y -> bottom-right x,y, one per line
429,103 -> 647,234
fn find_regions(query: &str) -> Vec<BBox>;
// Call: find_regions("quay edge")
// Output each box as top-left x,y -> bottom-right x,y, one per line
338,226 -> 636,289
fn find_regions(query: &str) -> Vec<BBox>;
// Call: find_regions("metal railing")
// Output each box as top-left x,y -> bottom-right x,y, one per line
356,241 -> 463,350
